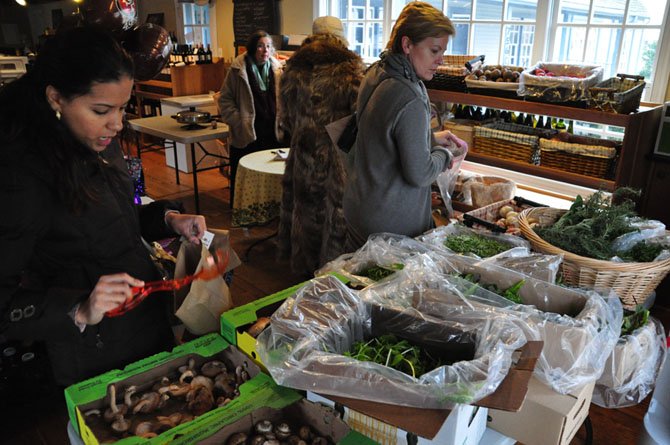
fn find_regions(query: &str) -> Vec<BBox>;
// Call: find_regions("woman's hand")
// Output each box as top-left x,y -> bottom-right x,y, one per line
166,213 -> 207,244
433,130 -> 468,151
75,274 -> 144,325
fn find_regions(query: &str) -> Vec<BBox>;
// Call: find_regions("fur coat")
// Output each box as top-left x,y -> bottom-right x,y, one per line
277,35 -> 364,275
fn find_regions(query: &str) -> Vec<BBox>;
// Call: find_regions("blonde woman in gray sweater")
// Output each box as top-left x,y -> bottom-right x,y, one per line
343,2 -> 467,251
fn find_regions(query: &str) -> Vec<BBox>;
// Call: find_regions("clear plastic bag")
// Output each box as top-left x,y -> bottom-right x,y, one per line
517,62 -> 603,102
315,233 -> 434,289
397,251 -> 622,395
417,223 -> 530,259
593,317 -> 667,408
256,275 -> 527,409
476,246 -> 563,283
436,141 -> 468,217
611,218 -> 666,253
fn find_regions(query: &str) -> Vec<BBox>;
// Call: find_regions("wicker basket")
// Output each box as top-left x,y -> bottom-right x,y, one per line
539,137 -> 619,179
588,74 -> 645,114
473,122 -> 557,164
463,196 -> 547,232
518,207 -> 670,309
425,55 -> 483,92
424,71 -> 467,92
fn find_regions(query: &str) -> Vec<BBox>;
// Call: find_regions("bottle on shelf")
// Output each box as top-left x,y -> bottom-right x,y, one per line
205,44 -> 213,63
473,106 -> 484,121
524,113 -> 534,127
567,120 -> 574,134
536,115 -> 545,129
555,118 -> 567,131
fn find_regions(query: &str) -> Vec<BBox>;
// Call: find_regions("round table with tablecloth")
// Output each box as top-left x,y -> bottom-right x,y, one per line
232,149 -> 288,227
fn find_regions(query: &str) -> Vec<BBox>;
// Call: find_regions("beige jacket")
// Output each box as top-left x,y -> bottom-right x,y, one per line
218,53 -> 282,148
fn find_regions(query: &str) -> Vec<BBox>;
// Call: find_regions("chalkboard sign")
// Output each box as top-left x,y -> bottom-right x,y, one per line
233,0 -> 280,47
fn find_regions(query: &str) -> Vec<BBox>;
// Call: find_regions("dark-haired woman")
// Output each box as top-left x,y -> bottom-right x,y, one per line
0,26 -> 207,386
218,30 -> 283,205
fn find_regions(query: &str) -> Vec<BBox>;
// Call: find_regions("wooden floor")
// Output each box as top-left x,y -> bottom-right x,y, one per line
4,145 -> 669,445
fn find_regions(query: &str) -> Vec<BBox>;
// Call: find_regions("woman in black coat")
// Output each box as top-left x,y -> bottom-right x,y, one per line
0,26 -> 207,386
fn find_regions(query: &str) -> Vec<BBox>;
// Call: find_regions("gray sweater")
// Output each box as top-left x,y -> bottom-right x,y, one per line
343,52 -> 451,244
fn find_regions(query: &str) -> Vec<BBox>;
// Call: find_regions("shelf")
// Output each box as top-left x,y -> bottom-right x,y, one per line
427,89 -> 658,127
465,152 -> 615,191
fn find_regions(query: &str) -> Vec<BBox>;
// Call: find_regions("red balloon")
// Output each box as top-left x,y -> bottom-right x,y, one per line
80,0 -> 138,36
123,24 -> 172,81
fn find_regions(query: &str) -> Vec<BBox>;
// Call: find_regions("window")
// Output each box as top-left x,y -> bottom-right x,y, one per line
317,0 -> 670,101
182,3 -> 211,47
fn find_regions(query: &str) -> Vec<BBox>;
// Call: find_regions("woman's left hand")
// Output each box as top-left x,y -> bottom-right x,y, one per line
434,130 -> 468,151
166,213 -> 207,244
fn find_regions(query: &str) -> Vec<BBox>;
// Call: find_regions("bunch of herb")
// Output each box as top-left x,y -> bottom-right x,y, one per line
535,190 -> 656,261
459,273 -> 525,304
443,234 -> 510,258
621,305 -> 650,336
343,334 -> 446,378
357,263 -> 404,281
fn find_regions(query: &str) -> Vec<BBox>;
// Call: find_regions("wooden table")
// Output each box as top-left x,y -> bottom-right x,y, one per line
232,149 -> 288,227
128,115 -> 229,214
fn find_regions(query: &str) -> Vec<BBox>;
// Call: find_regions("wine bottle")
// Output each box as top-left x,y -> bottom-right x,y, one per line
555,118 -> 567,131
536,115 -> 545,129
205,44 -> 213,63
567,120 -> 574,134
524,113 -> 534,127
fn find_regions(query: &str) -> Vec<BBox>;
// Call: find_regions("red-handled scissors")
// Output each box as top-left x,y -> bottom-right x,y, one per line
105,249 -> 229,318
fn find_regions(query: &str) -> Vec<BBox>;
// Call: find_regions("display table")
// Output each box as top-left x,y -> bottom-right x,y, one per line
127,115 -> 229,214
232,149 -> 288,227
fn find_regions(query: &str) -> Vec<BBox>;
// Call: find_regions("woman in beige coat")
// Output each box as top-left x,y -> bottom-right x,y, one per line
218,30 -> 283,205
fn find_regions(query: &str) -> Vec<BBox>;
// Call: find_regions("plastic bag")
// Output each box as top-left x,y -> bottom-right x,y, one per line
174,229 -> 241,335
435,141 -> 468,217
417,223 -> 530,259
398,251 -> 622,395
593,317 -> 667,408
461,176 -> 516,208
256,275 -> 526,409
517,62 -> 603,102
611,218 -> 666,253
476,246 -> 563,283
315,232 -> 434,289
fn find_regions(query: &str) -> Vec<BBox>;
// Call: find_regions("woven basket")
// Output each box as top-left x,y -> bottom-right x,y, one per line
473,122 -> 556,164
424,72 -> 467,92
539,138 -> 618,179
588,74 -> 645,114
518,207 -> 670,309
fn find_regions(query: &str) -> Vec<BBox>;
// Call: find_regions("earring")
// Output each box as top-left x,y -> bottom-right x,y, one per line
55,110 -> 61,120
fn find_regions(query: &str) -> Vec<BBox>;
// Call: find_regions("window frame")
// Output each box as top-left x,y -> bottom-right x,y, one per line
175,0 -> 218,50
316,0 -> 670,102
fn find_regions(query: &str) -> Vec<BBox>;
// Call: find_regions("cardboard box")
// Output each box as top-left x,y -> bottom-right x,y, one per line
487,377 -> 595,445
177,395 -> 378,445
308,392 -> 486,445
64,334 -> 272,445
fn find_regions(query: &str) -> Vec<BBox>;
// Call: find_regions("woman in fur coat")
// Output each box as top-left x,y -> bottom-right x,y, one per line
277,33 -> 364,275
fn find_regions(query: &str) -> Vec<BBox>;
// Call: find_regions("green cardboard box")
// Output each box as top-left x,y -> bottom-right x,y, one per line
173,388 -> 378,445
64,333 -> 272,445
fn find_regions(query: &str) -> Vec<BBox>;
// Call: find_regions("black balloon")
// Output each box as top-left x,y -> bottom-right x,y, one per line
80,0 -> 138,36
123,24 -> 172,81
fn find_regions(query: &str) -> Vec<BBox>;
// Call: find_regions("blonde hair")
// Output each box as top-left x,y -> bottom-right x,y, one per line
387,2 -> 455,53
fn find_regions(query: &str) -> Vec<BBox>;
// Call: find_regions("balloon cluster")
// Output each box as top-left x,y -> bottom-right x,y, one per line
65,0 -> 172,81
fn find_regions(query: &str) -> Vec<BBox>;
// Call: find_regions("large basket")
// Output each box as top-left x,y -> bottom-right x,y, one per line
518,207 -> 670,309
473,122 -> 557,164
588,73 -> 645,114
424,71 -> 467,92
425,55 -> 483,92
539,136 -> 619,179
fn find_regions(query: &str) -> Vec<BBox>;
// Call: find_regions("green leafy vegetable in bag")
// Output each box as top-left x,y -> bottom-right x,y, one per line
621,305 -> 650,336
357,263 -> 404,281
443,234 -> 510,258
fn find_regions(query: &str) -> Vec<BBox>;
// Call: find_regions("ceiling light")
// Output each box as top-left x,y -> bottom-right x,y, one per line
16,0 -> 27,6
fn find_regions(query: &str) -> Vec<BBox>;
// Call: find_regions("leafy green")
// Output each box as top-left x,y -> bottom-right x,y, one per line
459,273 -> 525,304
535,190 -> 659,262
357,263 -> 404,281
344,334 -> 447,378
443,234 -> 510,258
621,305 -> 650,336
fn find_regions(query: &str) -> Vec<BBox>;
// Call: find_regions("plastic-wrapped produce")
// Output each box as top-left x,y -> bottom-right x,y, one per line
476,246 -> 563,283
256,275 -> 527,409
417,224 -> 530,259
315,232 -> 434,289
365,253 -> 622,395
517,62 -> 603,103
593,317 -> 667,408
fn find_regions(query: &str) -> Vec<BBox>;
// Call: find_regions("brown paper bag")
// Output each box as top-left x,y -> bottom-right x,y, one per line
174,228 -> 241,335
